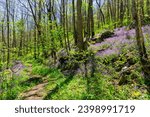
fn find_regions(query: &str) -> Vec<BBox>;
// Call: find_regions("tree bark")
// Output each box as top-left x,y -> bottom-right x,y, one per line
77,0 -> 84,50
132,0 -> 150,79
6,0 -> 10,68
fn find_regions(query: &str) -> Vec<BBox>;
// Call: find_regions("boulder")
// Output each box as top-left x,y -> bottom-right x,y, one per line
118,65 -> 136,85
56,49 -> 68,69
11,61 -> 25,75
90,38 -> 97,41
97,31 -> 114,43
56,49 -> 87,75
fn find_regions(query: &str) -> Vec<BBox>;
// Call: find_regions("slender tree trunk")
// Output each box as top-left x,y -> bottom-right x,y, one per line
87,0 -> 94,38
6,0 -> 10,68
72,0 -> 77,45
65,0 -> 70,51
90,0 -> 94,37
119,0 -> 125,27
96,0 -> 105,26
1,18 -> 6,63
77,0 -> 84,50
12,15 -> 16,48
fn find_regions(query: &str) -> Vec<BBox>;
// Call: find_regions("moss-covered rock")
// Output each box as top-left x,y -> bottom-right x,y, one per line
96,31 -> 114,43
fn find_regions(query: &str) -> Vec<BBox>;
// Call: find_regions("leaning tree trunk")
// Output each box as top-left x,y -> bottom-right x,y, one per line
132,0 -> 150,79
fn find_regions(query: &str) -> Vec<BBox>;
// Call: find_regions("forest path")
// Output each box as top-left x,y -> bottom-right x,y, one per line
19,75 -> 73,100
18,63 -> 71,100
14,62 -> 50,100
20,80 -> 48,100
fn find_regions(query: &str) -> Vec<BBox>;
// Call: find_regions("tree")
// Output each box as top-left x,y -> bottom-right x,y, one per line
119,0 -> 125,26
72,0 -> 77,45
132,0 -> 150,78
96,0 -> 105,26
27,0 -> 47,58
76,0 -> 84,50
87,0 -> 94,38
10,0 -> 17,48
18,12 -> 25,57
6,0 -> 10,68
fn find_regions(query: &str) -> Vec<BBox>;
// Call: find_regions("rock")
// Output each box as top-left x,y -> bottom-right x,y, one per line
55,49 -> 80,74
118,65 -> 136,85
90,38 -> 97,42
97,31 -> 114,43
11,61 -> 25,75
56,49 -> 68,68
20,82 -> 48,100
118,67 -> 129,85
57,49 -> 68,59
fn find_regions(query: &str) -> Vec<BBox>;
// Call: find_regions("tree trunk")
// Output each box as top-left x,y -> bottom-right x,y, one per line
132,0 -> 150,79
72,0 -> 77,45
77,0 -> 84,50
87,0 -> 94,38
6,0 -> 10,68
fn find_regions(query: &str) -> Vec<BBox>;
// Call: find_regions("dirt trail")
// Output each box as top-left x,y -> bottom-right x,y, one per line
20,81 -> 48,100
13,62 -> 49,100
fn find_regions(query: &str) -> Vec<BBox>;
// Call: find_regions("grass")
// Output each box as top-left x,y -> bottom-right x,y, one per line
49,75 -> 87,100
32,65 -> 51,76
0,73 -> 32,100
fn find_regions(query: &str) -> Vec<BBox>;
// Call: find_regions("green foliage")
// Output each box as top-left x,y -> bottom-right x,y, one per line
0,62 -> 3,71
16,19 -> 25,32
99,53 -> 118,65
0,74 -> 30,100
97,43 -> 110,51
143,15 -> 150,25
32,65 -> 51,76
50,76 -> 87,100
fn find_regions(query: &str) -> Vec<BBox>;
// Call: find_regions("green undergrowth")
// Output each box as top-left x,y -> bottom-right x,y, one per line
32,65 -> 51,77
49,75 -> 87,100
0,72 -> 33,100
0,56 -> 149,100
47,71 -> 147,100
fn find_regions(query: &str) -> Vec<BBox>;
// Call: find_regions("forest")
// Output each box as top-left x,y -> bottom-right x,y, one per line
0,0 -> 150,100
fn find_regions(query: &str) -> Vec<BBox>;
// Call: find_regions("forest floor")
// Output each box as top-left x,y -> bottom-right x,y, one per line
1,26 -> 150,100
